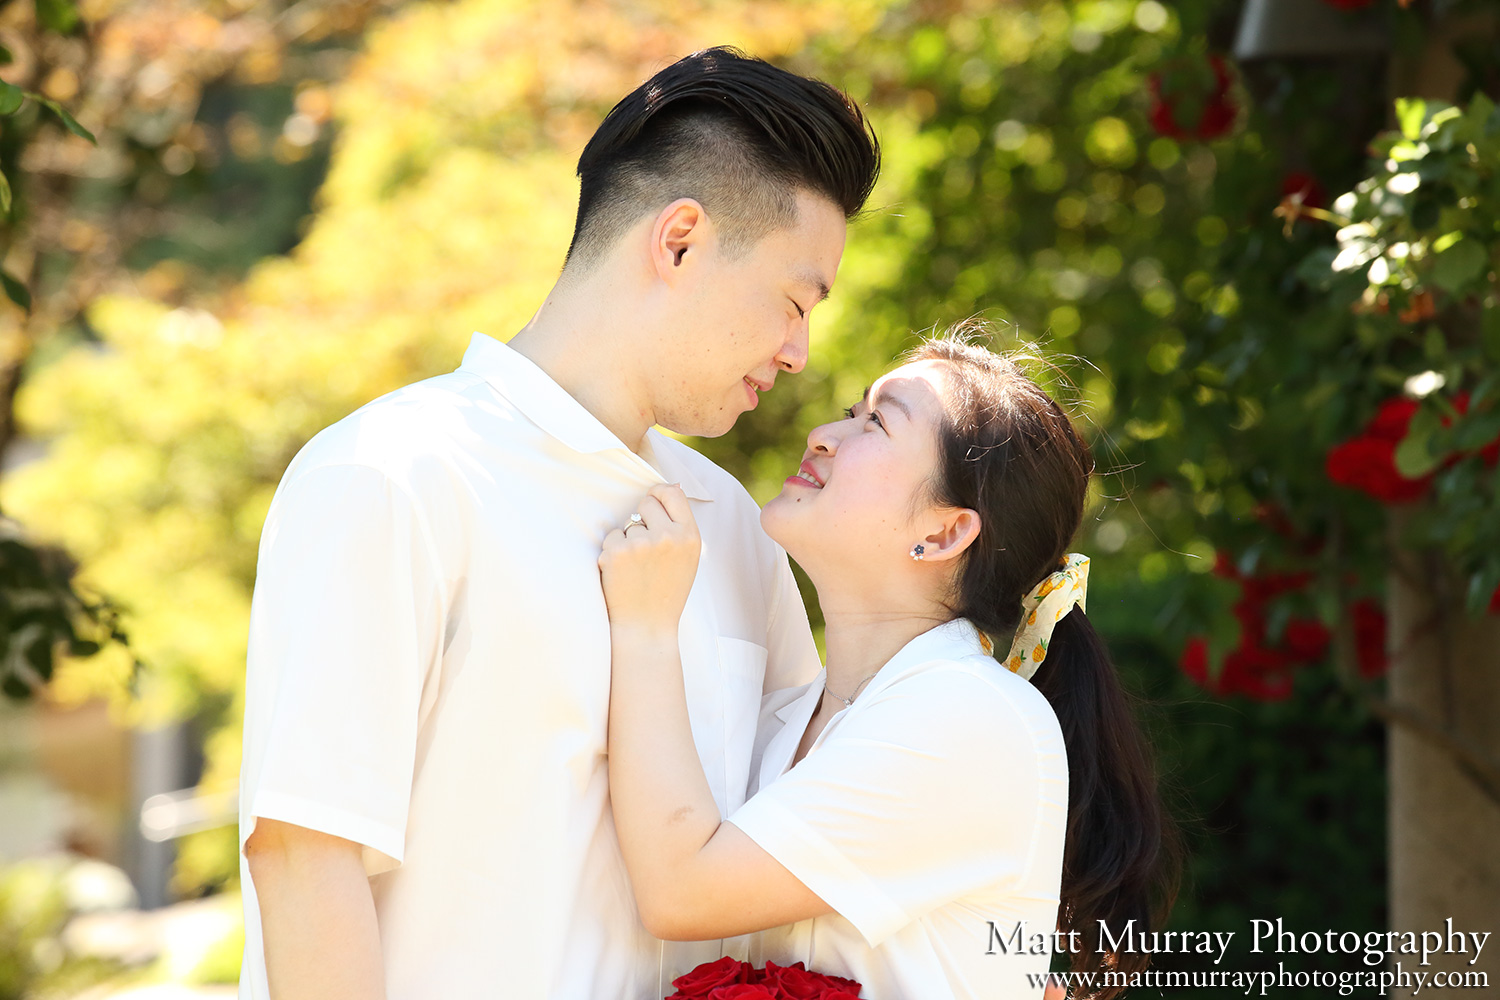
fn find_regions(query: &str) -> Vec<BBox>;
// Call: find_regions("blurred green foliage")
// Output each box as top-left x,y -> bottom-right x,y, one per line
0,858 -> 124,999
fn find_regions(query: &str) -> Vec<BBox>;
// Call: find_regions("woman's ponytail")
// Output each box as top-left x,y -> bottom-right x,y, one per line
1031,609 -> 1181,996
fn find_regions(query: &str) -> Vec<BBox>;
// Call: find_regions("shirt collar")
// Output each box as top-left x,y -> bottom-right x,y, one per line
459,332 -> 711,501
773,618 -> 990,726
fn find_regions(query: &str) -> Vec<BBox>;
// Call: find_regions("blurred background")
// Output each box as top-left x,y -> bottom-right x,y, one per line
0,0 -> 1497,996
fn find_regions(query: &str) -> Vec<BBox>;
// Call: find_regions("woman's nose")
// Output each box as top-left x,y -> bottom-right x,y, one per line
807,420 -> 841,455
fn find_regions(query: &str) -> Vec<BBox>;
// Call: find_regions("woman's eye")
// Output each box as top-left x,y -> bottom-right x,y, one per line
867,410 -> 883,428
843,405 -> 856,420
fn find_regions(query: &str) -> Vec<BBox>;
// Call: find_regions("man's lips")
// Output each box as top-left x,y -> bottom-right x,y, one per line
786,460 -> 824,489
743,374 -> 777,410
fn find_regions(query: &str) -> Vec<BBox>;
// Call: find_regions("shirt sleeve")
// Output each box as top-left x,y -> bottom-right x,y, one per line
240,461 -> 445,875
726,666 -> 1064,947
761,547 -> 823,694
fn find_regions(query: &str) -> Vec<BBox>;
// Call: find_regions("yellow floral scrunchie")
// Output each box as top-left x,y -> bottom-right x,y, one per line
1003,553 -> 1090,680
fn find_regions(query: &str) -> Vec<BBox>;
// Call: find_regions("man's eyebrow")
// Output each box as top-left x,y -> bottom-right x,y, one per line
796,268 -> 831,304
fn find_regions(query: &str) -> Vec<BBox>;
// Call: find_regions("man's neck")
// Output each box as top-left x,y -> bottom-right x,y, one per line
507,275 -> 656,454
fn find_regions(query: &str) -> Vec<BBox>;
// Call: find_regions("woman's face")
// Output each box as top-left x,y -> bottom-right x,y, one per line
761,359 -> 957,586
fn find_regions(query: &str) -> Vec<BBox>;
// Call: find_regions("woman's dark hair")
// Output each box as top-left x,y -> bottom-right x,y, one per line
566,46 -> 880,270
910,328 -> 1181,999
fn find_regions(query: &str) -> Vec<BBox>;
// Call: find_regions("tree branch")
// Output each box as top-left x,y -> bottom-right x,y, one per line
1361,693 -> 1500,810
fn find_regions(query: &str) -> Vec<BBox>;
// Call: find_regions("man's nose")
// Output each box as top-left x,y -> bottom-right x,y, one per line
775,322 -> 809,374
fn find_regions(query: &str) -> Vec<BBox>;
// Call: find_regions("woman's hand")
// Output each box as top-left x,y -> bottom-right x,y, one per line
599,483 -> 701,634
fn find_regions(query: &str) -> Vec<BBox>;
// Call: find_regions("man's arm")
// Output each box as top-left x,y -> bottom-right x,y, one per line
241,461 -> 443,996
245,819 -> 386,1000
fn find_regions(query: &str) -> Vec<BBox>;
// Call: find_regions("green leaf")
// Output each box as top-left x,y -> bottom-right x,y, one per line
1432,230 -> 1463,253
1394,433 -> 1441,479
1397,98 -> 1427,141
1483,305 -> 1500,363
1423,325 -> 1446,363
1,271 -> 30,312
0,169 -> 10,215
1395,406 -> 1444,478
1453,411 -> 1500,451
1431,236 -> 1486,293
0,82 -> 22,116
1411,197 -> 1442,230
1464,92 -> 1495,134
29,94 -> 95,143
34,0 -> 79,34
1424,105 -> 1463,149
1471,372 -> 1500,411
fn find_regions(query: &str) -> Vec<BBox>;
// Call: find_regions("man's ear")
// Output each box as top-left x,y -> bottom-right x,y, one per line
916,508 -> 981,563
651,198 -> 712,283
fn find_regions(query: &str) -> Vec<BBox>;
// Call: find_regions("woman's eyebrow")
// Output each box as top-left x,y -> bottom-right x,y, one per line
869,385 -> 912,421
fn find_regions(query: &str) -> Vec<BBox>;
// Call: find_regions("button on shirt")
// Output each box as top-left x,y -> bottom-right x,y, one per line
238,332 -> 822,1000
728,619 -> 1068,1000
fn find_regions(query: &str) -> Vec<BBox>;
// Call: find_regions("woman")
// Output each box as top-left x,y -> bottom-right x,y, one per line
598,333 -> 1178,999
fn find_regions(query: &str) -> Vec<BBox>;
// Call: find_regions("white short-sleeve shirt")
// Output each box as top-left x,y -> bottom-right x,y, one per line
727,619 -> 1067,1000
237,332 -> 822,1000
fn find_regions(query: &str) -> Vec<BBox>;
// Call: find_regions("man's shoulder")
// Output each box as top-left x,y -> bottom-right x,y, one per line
285,369 -> 500,485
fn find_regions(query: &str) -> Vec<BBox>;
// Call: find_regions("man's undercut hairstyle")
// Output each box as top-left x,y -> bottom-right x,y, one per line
565,46 -> 880,271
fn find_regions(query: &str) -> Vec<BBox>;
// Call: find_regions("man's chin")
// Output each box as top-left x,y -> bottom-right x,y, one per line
657,411 -> 741,440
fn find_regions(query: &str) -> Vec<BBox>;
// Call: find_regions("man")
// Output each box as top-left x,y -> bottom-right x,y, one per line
238,47 -> 880,1000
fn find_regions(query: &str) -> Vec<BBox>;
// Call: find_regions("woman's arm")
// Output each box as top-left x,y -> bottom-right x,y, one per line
600,484 -> 834,940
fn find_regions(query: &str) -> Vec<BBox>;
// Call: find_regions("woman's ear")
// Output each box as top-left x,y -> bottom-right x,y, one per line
651,198 -> 712,281
915,508 -> 981,563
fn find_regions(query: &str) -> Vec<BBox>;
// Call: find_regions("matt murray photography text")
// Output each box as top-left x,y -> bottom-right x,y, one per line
987,918 -> 1491,968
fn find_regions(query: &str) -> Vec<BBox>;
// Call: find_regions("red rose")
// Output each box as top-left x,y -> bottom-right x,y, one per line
1326,436 -> 1432,504
705,986 -> 777,1000
670,957 -> 750,998
1180,637 -> 1211,687
1490,586 -> 1500,616
760,963 -> 816,999
1148,55 -> 1237,140
1182,637 -> 1296,702
1367,398 -> 1419,441
1280,171 -> 1327,211
818,974 -> 864,995
1352,599 -> 1388,679
1221,648 -> 1295,701
1231,598 -> 1266,641
759,962 -> 862,999
1241,571 -> 1312,605
1284,618 -> 1332,663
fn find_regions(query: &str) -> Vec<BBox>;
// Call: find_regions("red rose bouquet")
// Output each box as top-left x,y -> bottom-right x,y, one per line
666,956 -> 863,999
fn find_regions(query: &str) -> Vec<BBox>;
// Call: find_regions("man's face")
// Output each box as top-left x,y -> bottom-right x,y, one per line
648,189 -> 847,438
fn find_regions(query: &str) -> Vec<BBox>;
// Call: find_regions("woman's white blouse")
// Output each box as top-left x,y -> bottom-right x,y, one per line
726,618 -> 1067,1000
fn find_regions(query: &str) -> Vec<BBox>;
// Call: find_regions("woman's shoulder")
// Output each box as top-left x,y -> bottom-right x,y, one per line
872,652 -> 1065,755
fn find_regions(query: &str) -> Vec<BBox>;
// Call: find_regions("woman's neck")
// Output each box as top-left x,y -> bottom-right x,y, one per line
820,607 -> 952,705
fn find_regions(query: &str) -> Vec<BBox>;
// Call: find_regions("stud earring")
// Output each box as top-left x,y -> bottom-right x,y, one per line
910,544 -> 925,561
